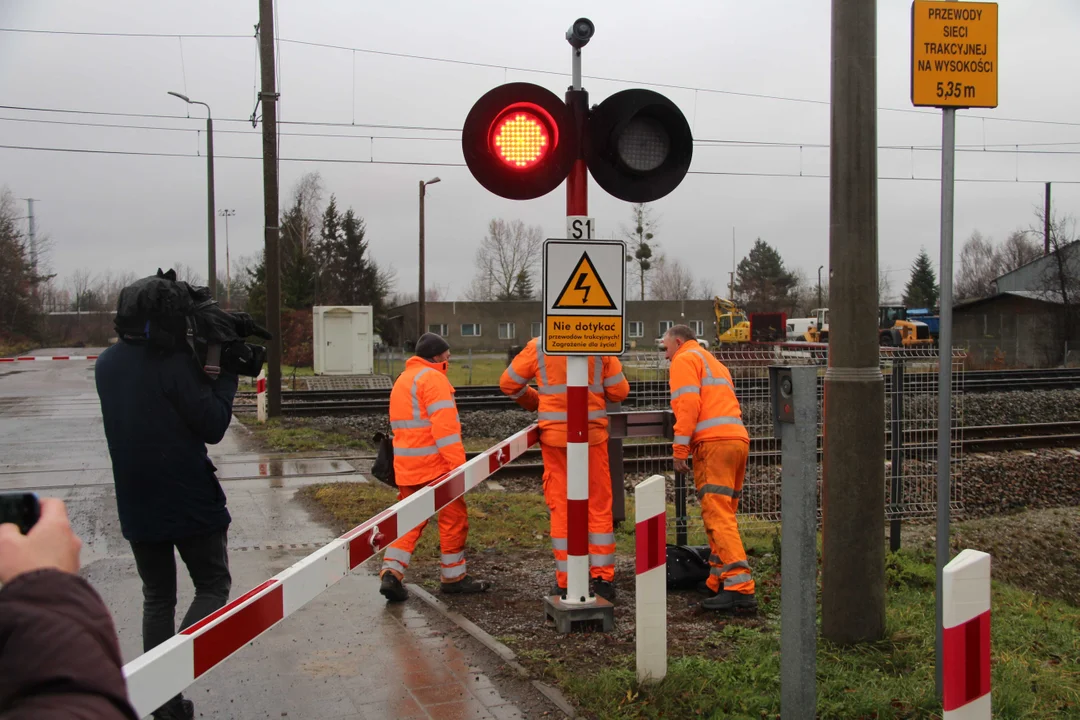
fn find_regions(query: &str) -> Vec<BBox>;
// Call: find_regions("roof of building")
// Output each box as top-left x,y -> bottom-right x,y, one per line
954,289 -> 1065,311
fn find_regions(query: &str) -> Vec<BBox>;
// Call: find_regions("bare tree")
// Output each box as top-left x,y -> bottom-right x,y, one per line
623,203 -> 658,301
1030,209 -> 1080,361
390,284 -> 448,307
878,269 -> 894,305
695,277 -> 717,301
998,230 -> 1041,273
955,230 -> 1001,300
467,219 -> 543,301
170,262 -> 203,287
648,256 -> 696,300
290,171 -> 325,253
67,268 -> 97,312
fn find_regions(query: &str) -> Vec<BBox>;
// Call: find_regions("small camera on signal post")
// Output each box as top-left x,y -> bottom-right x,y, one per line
566,18 -> 595,48
769,365 -> 795,432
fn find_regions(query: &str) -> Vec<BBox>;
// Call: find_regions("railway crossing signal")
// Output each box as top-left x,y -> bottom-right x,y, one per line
461,53 -> 693,202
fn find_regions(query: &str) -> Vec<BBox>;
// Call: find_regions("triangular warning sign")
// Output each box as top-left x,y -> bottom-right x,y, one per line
553,252 -> 617,310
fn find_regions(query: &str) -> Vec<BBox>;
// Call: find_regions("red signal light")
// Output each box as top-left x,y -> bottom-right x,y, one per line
462,83 -> 577,200
491,107 -> 552,169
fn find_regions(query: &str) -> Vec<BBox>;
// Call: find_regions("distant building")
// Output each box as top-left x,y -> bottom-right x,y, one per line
386,299 -> 716,352
954,291 -> 1071,367
993,240 -> 1079,294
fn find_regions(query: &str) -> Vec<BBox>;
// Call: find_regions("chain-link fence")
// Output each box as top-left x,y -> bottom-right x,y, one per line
618,346 -> 965,544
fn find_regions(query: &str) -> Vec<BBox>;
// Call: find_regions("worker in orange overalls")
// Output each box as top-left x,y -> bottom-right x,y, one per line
500,338 -> 630,600
379,333 -> 490,602
663,324 -> 756,612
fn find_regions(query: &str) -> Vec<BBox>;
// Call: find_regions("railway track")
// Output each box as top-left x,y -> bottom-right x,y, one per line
463,421 -> 1080,474
234,368 -> 1080,416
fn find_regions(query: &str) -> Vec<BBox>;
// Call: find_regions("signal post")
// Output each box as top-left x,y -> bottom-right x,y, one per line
461,18 -> 692,631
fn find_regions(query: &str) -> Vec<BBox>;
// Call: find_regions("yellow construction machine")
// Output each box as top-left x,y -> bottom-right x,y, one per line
878,305 -> 934,347
713,297 -> 750,345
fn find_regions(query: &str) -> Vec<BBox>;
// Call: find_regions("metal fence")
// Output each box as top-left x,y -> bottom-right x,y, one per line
619,347 -> 965,544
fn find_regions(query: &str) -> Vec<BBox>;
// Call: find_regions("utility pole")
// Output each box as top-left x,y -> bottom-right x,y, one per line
1041,180 -> 1049,255
418,177 -> 440,339
219,209 -> 235,308
24,198 -> 39,306
259,0 -> 282,417
817,264 -> 825,308
167,91 -> 216,293
822,0 -> 885,644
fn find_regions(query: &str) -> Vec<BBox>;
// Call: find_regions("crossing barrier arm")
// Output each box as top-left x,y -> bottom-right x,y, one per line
122,423 -> 540,718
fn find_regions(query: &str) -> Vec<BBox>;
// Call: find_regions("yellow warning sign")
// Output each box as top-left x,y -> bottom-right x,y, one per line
911,1 -> 998,108
545,315 -> 623,354
552,252 -> 617,310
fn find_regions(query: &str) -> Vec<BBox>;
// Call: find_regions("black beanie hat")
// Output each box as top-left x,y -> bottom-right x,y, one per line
415,332 -> 450,360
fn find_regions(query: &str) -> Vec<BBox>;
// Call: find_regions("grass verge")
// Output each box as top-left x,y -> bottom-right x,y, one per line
303,481 -> 1080,718
236,416 -> 373,453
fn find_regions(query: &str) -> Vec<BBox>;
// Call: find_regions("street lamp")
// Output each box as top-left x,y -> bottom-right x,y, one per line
219,209 -> 235,308
817,264 -> 825,308
418,177 -> 441,339
168,91 -> 216,292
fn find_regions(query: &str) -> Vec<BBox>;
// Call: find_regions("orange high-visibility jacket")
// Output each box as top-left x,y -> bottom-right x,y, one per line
390,356 -> 466,485
669,341 -> 749,459
500,338 -> 630,447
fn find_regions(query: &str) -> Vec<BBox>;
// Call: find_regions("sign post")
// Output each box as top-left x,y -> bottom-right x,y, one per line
911,0 -> 998,696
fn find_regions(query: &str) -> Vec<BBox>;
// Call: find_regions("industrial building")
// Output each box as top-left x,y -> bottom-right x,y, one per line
386,299 -> 716,352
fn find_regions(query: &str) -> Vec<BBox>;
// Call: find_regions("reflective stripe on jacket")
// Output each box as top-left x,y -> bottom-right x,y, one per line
500,338 -> 630,447
390,356 -> 466,485
668,341 -> 748,459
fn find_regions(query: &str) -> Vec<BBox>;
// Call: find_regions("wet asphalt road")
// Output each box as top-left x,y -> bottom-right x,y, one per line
1,351 -> 555,720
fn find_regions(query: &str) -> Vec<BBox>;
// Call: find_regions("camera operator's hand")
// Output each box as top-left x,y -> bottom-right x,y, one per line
228,312 -> 273,340
0,499 -> 82,584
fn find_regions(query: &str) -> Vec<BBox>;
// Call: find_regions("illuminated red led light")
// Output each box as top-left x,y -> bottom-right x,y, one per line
491,110 -> 550,169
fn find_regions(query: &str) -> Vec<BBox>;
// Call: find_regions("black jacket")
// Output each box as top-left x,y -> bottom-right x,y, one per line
95,341 -> 238,543
0,569 -> 138,719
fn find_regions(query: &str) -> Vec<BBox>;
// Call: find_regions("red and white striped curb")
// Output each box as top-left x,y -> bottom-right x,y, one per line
942,549 -> 991,719
634,474 -> 667,683
564,357 -> 590,603
122,423 -> 541,718
0,355 -> 99,362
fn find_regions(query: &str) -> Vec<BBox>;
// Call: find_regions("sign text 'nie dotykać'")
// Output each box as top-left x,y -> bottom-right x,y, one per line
911,1 -> 998,108
543,240 -> 626,355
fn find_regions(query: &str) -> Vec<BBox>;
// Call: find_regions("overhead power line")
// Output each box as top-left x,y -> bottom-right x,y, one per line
4,142 -> 1080,184
3,26 -> 1080,129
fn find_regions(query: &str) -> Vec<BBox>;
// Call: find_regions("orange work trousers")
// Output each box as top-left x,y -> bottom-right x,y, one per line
380,481 -> 469,584
540,442 -> 615,587
693,439 -> 755,595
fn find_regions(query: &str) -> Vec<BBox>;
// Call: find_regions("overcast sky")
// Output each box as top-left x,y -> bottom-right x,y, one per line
3,0 -> 1080,301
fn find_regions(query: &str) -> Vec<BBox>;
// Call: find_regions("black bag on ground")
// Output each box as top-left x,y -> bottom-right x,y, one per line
665,544 -> 711,589
371,432 -> 396,488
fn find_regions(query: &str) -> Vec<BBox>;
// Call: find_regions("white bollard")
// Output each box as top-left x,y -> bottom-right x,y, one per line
942,549 -> 991,719
635,474 -> 667,683
256,370 -> 267,424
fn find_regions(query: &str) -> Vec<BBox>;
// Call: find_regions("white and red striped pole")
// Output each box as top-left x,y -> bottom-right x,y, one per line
562,47 -> 593,605
942,549 -> 991,719
255,369 -> 267,424
635,474 -> 667,682
0,354 -> 100,362
123,424 -> 540,717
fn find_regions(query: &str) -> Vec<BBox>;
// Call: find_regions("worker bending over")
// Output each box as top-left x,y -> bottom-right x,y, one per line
500,339 -> 629,601
379,333 -> 490,602
664,325 -> 756,612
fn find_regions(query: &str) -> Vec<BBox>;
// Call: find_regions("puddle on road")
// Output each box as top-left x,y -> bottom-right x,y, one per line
217,458 -> 356,481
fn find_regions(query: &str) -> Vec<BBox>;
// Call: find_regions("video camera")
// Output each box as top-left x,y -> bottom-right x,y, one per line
114,269 -> 272,378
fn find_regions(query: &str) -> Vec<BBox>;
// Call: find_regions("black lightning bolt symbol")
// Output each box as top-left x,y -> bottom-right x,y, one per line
574,272 -> 591,303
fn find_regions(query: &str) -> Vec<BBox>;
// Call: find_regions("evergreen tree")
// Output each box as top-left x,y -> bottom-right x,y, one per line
902,249 -> 939,308
732,239 -> 797,312
624,203 -> 657,301
511,268 -> 535,300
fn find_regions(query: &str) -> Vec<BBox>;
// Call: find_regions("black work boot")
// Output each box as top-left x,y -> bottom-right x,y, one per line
590,578 -> 616,602
153,698 -> 194,720
696,580 -> 718,597
550,584 -> 567,598
702,590 -> 757,613
379,572 -> 409,602
441,575 -> 491,594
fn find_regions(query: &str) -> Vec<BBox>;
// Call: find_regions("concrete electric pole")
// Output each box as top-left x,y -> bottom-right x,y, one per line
822,0 -> 886,644
259,0 -> 282,417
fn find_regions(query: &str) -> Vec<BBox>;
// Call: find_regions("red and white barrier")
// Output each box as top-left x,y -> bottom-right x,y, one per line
0,354 -> 99,362
942,549 -> 991,719
122,423 -> 540,718
635,474 -> 667,683
255,370 -> 267,424
564,356 -> 590,603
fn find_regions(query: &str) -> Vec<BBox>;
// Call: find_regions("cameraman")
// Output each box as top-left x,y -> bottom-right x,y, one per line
95,277 -> 240,720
